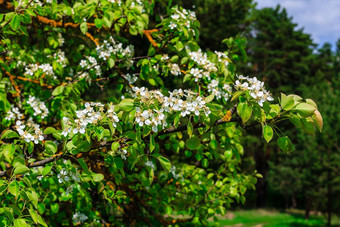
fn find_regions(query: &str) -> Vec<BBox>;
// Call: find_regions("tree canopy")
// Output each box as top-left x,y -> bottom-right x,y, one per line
0,0 -> 323,226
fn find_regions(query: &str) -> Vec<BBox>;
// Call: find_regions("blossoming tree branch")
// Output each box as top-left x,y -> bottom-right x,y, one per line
0,0 -> 323,226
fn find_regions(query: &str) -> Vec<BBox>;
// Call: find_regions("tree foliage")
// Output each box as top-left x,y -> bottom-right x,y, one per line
0,0 -> 321,226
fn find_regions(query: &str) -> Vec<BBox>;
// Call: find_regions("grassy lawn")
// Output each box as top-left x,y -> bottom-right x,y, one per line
209,209 -> 335,227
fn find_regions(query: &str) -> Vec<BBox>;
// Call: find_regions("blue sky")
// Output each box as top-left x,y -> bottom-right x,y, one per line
256,0 -> 340,49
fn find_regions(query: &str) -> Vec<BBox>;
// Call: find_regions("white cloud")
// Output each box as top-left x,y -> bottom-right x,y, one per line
256,0 -> 340,47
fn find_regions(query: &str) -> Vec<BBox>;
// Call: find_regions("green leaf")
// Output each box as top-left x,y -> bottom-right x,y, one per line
42,166 -> 52,176
52,85 -> 64,96
237,102 -> 252,123
43,127 -> 56,134
277,136 -> 295,152
150,134 -> 155,153
108,58 -> 115,68
313,109 -> 323,132
71,140 -> 92,155
13,164 -> 30,175
148,168 -> 154,184
10,14 -> 20,31
3,144 -> 15,162
154,154 -> 171,172
8,181 -> 20,197
93,173 -> 104,182
1,130 -> 19,139
77,158 -> 89,171
186,137 -> 200,150
50,203 -> 59,213
80,22 -> 88,34
204,94 -> 214,103
263,125 -> 273,143
119,99 -> 134,112
27,190 -> 39,208
14,219 -> 27,227
111,142 -> 120,151
301,117 -> 316,135
187,120 -> 193,138
201,158 -> 209,168
94,18 -> 103,29
280,93 -> 294,110
183,73 -> 191,83
231,91 -> 244,101
114,157 -> 124,169
29,209 -> 40,224
294,103 -> 316,117
45,141 -> 57,154
305,98 -> 317,109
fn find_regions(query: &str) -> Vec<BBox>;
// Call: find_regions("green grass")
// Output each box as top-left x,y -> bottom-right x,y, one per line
209,209 -> 329,227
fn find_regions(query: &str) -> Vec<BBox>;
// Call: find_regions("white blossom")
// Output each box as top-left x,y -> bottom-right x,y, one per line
27,96 -> 49,119
72,212 -> 88,224
234,75 -> 274,106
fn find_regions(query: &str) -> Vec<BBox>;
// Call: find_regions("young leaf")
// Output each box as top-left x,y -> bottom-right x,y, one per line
10,14 -> 20,31
13,164 -> 30,175
8,181 -> 20,197
80,22 -> 88,34
263,125 -> 273,143
52,85 -> 64,96
294,103 -> 316,117
313,109 -> 323,132
277,136 -> 295,152
119,99 -> 134,112
1,130 -> 19,139
187,120 -> 193,138
204,94 -> 214,103
237,102 -> 252,123
45,141 -> 57,154
93,173 -> 104,182
150,134 -> 155,153
154,154 -> 171,172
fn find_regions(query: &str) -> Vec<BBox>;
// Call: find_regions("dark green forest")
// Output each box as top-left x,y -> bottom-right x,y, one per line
176,0 -> 340,225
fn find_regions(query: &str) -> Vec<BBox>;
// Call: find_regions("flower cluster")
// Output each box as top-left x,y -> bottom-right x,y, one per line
145,160 -> 155,169
24,63 -> 55,79
72,212 -> 88,224
5,106 -> 23,121
96,38 -> 134,65
135,108 -> 166,133
61,102 -> 119,137
215,51 -> 230,67
132,87 -> 211,132
188,49 -> 218,81
117,149 -> 128,160
167,8 -> 197,34
57,33 -> 65,46
170,166 -> 179,179
234,75 -> 274,106
79,56 -> 101,78
52,50 -> 68,67
27,96 -> 49,119
168,63 -> 181,76
207,79 -> 232,101
57,167 -> 81,183
15,120 -> 44,144
130,0 -> 143,8
122,73 -> 138,84
108,0 -> 122,5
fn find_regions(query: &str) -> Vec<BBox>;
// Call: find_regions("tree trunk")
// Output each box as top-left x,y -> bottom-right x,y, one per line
291,196 -> 297,209
304,197 -> 311,220
255,143 -> 270,208
326,168 -> 332,227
